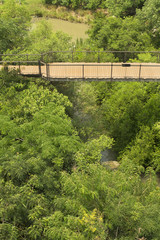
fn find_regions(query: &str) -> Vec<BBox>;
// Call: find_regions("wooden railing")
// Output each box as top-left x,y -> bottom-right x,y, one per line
1,50 -> 160,63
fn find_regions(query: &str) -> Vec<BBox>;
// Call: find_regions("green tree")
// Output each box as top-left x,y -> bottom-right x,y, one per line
40,162 -> 160,239
101,82 -> 148,151
86,0 -> 102,10
136,0 -> 160,48
2,20 -> 72,62
104,0 -> 146,17
0,0 -> 30,53
122,122 -> 160,171
88,15 -> 152,53
0,70 -> 82,239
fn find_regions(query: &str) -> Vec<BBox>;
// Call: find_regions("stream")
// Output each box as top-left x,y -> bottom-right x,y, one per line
31,17 -> 89,41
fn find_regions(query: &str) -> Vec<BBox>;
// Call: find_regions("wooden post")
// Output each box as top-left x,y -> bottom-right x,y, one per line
46,63 -> 48,80
139,64 -> 141,81
48,63 -> 50,80
38,60 -> 41,76
111,63 -> 113,81
19,62 -> 21,73
45,63 -> 50,80
82,64 -> 84,79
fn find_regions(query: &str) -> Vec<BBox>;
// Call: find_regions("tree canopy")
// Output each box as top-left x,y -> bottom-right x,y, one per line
0,0 -> 160,239
0,0 -> 30,53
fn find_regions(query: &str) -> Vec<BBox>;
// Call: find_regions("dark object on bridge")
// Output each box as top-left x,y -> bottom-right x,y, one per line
122,63 -> 131,67
21,74 -> 41,77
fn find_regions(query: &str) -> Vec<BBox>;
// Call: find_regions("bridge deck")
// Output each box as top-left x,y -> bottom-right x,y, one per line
1,62 -> 160,81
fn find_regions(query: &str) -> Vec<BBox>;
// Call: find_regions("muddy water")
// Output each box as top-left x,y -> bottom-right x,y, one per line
32,17 -> 89,41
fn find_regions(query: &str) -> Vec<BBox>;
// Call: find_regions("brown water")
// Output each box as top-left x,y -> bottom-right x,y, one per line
32,17 -> 89,41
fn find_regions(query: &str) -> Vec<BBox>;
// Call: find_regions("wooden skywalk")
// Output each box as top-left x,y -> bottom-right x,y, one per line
1,62 -> 160,81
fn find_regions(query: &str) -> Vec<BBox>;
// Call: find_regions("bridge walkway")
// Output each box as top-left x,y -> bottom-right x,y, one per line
1,61 -> 160,81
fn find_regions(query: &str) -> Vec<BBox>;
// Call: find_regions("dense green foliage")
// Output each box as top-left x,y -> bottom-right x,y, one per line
136,0 -> 160,48
88,15 -> 152,51
0,0 -> 160,239
0,71 -> 160,239
91,81 -> 160,171
50,163 -> 160,240
86,0 -> 160,54
0,0 -> 30,53
0,70 -> 113,239
0,70 -> 78,238
44,0 -> 146,12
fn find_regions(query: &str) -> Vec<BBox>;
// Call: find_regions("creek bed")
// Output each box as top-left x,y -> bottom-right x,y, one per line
31,17 -> 89,41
